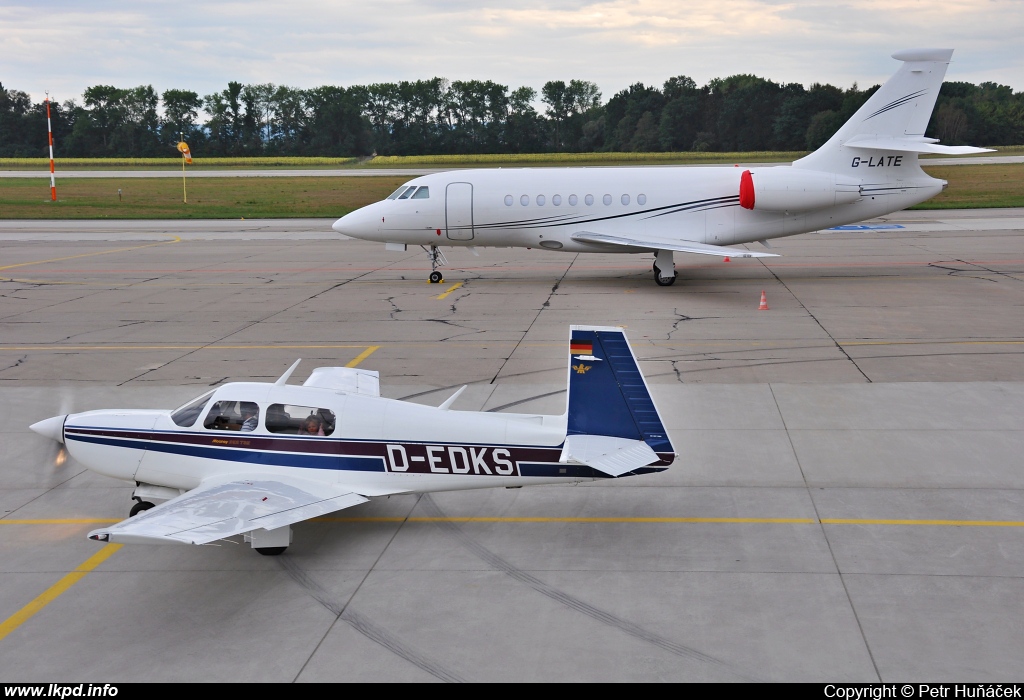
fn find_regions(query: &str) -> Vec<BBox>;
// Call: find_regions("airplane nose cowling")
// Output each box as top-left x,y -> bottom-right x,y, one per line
30,415 -> 67,443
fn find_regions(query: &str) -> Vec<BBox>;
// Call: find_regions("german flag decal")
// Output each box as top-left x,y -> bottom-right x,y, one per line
570,341 -> 592,355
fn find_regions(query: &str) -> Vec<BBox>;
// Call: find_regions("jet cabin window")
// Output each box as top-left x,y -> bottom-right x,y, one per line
266,404 -> 336,436
204,401 -> 260,432
171,391 -> 215,427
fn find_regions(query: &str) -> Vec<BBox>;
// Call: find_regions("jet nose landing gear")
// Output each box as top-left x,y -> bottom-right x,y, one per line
422,244 -> 448,283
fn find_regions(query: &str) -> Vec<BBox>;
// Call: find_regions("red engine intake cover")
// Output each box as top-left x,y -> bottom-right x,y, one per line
739,170 -> 755,209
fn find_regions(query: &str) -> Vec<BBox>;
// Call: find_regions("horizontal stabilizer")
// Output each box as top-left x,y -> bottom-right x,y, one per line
559,434 -> 660,477
572,232 -> 778,258
88,477 -> 368,545
845,136 -> 994,155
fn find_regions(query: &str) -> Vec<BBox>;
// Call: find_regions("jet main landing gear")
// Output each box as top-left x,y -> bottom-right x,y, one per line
653,249 -> 677,286
422,245 -> 448,283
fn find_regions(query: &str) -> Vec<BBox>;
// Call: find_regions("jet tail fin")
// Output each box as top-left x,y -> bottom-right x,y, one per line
794,49 -> 992,173
563,326 -> 674,475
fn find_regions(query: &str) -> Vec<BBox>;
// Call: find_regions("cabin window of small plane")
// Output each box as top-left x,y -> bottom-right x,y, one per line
386,186 -> 410,200
638,194 -> 647,205
204,401 -> 260,432
411,186 -> 429,199
552,194 -> 562,206
603,194 -> 612,205
398,187 -> 415,200
266,404 -> 337,436
504,195 -> 513,206
621,194 -> 630,205
520,195 -> 529,206
585,194 -> 594,206
536,195 -> 545,206
171,390 -> 215,428
568,194 -> 578,206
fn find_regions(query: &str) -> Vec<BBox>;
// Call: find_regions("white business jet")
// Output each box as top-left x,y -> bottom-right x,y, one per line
30,327 -> 672,555
333,49 -> 990,285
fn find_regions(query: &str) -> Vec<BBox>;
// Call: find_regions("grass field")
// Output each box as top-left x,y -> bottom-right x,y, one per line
916,163 -> 1024,208
0,176 -> 408,219
0,163 -> 1019,218
1,146 -> 1019,170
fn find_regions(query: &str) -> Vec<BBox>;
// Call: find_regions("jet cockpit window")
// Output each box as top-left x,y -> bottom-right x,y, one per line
266,404 -> 336,436
410,186 -> 430,199
171,391 -> 215,427
386,186 -> 411,200
397,187 -> 415,199
204,401 -> 260,432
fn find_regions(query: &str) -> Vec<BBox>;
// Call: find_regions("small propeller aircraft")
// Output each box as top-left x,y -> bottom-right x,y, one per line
332,49 -> 991,285
31,326 -> 673,555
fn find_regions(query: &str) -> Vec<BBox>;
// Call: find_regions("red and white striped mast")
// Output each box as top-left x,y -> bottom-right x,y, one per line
45,92 -> 56,201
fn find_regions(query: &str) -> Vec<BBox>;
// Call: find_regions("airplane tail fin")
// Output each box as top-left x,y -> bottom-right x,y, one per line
794,48 -> 992,173
561,326 -> 674,477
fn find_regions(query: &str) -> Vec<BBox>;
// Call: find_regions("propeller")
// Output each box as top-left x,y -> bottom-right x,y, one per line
30,390 -> 73,470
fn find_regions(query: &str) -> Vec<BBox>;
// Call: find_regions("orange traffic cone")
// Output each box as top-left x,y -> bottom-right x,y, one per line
723,256 -> 730,263
758,290 -> 769,310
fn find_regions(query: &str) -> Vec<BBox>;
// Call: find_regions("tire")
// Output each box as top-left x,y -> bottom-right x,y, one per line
255,546 -> 288,556
653,266 -> 677,286
428,271 -> 443,284
129,501 -> 155,517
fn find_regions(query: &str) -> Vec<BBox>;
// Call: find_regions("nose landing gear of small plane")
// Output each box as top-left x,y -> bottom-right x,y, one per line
422,244 -> 448,283
653,249 -> 677,286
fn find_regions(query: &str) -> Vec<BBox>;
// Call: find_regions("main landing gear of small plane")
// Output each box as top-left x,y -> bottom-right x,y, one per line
129,500 -> 154,517
422,244 -> 448,283
653,249 -> 677,286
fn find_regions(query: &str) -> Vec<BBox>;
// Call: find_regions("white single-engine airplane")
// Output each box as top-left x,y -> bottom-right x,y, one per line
333,49 -> 990,285
30,327 -> 672,555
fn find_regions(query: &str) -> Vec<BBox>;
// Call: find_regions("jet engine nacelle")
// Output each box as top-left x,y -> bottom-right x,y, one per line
739,167 -> 861,212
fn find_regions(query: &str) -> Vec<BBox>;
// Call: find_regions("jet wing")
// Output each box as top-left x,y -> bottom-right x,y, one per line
571,231 -> 779,258
559,434 -> 661,477
87,476 -> 369,545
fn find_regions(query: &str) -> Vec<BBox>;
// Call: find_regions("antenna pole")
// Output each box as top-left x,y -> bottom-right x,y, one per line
45,93 -> 56,201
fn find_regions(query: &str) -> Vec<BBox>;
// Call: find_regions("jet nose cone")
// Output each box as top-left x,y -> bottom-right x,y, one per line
332,211 -> 363,237
30,415 -> 67,444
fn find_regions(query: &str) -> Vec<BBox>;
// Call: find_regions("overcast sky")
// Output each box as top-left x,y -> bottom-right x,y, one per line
3,1 -> 1022,107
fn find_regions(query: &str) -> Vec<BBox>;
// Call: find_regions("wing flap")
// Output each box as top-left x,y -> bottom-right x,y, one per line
560,434 -> 660,477
88,477 -> 369,545
571,232 -> 779,258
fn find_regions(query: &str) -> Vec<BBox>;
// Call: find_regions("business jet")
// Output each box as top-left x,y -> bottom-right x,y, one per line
333,49 -> 990,285
30,326 -> 672,555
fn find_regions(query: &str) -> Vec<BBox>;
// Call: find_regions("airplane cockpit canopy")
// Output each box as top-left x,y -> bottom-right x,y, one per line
170,390 -> 215,428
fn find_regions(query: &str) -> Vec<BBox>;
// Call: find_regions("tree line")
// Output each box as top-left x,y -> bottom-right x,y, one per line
1,73 -> 1021,158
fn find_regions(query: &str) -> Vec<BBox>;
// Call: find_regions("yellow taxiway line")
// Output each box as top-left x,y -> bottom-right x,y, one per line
435,281 -> 464,299
0,237 -> 181,274
345,346 -> 379,367
0,543 -> 121,642
3,516 -> 1024,527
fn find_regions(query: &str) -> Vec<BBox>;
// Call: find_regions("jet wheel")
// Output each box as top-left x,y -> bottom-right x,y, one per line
653,265 -> 677,287
255,546 -> 288,556
129,501 -> 155,517
428,271 -> 444,284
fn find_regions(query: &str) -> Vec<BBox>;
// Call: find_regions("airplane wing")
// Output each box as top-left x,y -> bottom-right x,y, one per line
559,434 -> 661,477
571,231 -> 779,258
87,476 -> 369,545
